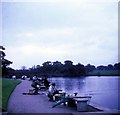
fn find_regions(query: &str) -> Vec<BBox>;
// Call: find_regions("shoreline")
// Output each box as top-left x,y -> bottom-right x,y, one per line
6,79 -> 120,114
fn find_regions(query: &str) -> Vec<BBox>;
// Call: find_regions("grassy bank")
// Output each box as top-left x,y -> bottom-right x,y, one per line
0,78 -> 21,111
87,70 -> 120,76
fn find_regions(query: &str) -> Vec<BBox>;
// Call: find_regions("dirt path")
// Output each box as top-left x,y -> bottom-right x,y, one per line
7,79 -> 77,113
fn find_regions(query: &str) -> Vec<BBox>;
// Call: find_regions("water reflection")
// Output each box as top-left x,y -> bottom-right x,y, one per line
49,77 -> 86,94
49,76 -> 120,110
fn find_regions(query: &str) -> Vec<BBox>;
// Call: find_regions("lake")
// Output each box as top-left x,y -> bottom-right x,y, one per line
48,76 -> 120,110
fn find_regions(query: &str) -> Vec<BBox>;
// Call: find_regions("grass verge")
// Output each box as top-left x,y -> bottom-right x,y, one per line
0,78 -> 21,111
87,70 -> 120,76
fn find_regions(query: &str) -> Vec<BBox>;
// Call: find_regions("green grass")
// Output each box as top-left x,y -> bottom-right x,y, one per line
87,70 -> 120,76
0,78 -> 21,111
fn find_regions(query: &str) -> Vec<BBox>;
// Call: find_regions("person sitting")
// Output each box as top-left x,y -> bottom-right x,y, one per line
48,83 -> 59,101
31,79 -> 40,94
43,77 -> 50,89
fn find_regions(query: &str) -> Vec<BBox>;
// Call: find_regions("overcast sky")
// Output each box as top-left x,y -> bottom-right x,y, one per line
1,0 -> 119,69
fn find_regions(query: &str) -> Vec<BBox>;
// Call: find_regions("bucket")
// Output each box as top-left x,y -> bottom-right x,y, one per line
29,89 -> 34,94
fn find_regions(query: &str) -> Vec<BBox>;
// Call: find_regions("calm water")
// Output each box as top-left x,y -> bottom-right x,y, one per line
48,76 -> 120,110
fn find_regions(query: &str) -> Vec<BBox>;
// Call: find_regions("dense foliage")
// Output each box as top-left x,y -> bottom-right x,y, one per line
14,61 -> 120,78
0,46 -> 13,77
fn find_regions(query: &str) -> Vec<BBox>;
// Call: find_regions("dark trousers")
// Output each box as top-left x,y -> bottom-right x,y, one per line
48,93 -> 53,101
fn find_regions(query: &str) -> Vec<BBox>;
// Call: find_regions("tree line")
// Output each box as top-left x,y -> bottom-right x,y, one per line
1,46 -> 120,78
15,61 -> 120,78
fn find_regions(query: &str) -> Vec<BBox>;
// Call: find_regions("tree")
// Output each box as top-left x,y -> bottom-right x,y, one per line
64,60 -> 73,66
75,63 -> 86,76
97,65 -> 106,71
62,60 -> 78,77
114,62 -> 120,70
41,61 -> 53,76
85,64 -> 96,73
52,61 -> 63,76
0,46 -> 12,77
107,64 -> 113,70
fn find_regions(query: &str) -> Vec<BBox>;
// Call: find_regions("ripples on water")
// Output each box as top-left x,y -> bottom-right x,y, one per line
49,76 -> 120,110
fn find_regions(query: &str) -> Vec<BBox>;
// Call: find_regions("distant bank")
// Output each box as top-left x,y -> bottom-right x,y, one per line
86,70 -> 120,76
